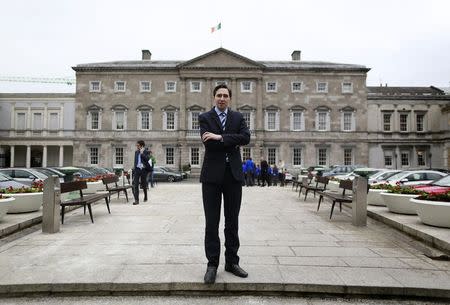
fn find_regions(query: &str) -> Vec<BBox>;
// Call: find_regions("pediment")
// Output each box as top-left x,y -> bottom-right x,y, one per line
161,104 -> 179,111
187,104 -> 205,111
237,104 -> 256,111
178,48 -> 264,69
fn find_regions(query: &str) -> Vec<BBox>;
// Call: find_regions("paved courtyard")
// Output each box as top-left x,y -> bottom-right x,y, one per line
0,181 -> 450,299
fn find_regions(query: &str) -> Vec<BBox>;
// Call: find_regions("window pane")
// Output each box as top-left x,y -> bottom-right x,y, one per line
400,114 -> 408,132
383,113 -> 391,131
16,113 -> 26,130
49,113 -> 59,130
33,113 -> 42,130
416,114 -> 424,131
401,152 -> 409,166
90,147 -> 98,165
318,148 -> 327,166
343,112 -> 352,131
115,147 -> 124,165
292,82 -> 302,92
166,147 -> 174,165
191,112 -> 199,130
268,148 -> 276,165
293,112 -> 302,130
417,150 -> 426,166
141,112 -> 150,129
293,148 -> 302,166
268,112 -> 276,130
242,147 -> 251,160
116,112 -> 124,129
191,147 -> 200,165
344,148 -> 353,165
318,112 -> 327,131
166,112 -> 175,130
242,112 -> 251,129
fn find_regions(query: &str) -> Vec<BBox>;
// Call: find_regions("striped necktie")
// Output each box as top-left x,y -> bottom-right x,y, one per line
219,112 -> 227,130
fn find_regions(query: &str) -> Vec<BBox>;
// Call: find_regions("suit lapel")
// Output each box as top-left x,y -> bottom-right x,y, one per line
209,109 -> 223,133
224,109 -> 233,132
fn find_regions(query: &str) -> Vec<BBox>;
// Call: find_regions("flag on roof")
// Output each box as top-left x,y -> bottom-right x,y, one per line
211,22 -> 221,33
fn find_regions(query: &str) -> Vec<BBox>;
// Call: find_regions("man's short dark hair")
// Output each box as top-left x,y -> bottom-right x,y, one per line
137,140 -> 145,147
213,84 -> 232,98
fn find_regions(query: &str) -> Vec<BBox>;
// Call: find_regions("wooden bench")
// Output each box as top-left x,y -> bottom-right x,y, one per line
317,179 -> 353,219
60,181 -> 110,224
297,174 -> 314,196
102,175 -> 132,203
303,176 -> 329,201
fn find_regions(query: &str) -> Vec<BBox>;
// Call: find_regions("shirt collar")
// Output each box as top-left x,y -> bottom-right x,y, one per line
214,106 -> 228,116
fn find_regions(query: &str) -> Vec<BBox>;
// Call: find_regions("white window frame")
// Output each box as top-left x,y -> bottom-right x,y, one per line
163,111 -> 178,131
15,112 -> 27,130
165,147 -> 175,165
267,147 -> 278,165
316,82 -> 328,93
416,150 -> 427,167
32,112 -> 43,133
400,151 -> 410,167
165,81 -> 177,92
240,81 -> 253,93
384,150 -> 393,168
416,113 -> 426,132
292,147 -> 303,167
89,81 -> 101,92
48,112 -> 59,131
399,113 -> 409,132
140,81 -> 152,92
290,111 -> 305,131
264,110 -> 280,131
190,81 -> 202,93
242,147 -> 252,160
190,147 -> 200,167
114,147 -> 124,167
341,111 -> 355,131
241,111 -> 255,130
383,112 -> 392,132
316,111 -> 330,131
89,147 -> 99,165
291,82 -> 303,93
215,80 -> 228,86
189,111 -> 201,130
138,110 -> 152,130
343,148 -> 353,165
87,111 -> 101,130
112,110 -> 127,130
342,82 -> 353,94
266,82 -> 277,93
317,148 -> 329,166
114,81 -> 126,92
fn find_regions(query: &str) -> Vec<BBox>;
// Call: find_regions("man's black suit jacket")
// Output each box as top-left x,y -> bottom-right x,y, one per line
134,148 -> 152,171
199,108 -> 251,184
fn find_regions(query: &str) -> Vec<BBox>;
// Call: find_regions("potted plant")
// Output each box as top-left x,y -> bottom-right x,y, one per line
380,186 -> 424,215
327,177 -> 341,192
411,192 -> 450,228
0,194 -> 15,221
1,181 -> 44,214
78,176 -> 104,194
367,184 -> 393,206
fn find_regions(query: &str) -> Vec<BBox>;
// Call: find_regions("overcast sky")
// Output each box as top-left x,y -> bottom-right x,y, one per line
1,0 -> 449,93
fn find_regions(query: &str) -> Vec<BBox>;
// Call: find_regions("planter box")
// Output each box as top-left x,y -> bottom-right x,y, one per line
411,198 -> 450,228
0,197 -> 15,221
85,181 -> 104,194
4,192 -> 43,214
380,192 -> 419,215
327,181 -> 340,192
367,189 -> 387,206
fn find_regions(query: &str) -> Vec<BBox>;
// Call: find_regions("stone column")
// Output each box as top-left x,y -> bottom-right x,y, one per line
42,175 -> 60,234
59,145 -> 64,167
26,145 -> 31,168
42,145 -> 48,168
10,145 -> 15,167
352,176 -> 368,226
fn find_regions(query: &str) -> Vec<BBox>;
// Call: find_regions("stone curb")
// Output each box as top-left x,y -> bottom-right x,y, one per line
0,282 -> 449,299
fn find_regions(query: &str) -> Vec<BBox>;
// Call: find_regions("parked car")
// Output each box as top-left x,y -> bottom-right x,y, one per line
413,174 -> 450,194
158,166 -> 188,179
368,169 -> 402,185
0,172 -> 30,189
305,166 -> 329,176
375,170 -> 447,186
33,168 -> 66,183
0,168 -> 48,186
322,165 -> 361,177
54,167 -> 97,182
77,166 -> 114,176
153,166 -> 183,182
334,168 -> 384,180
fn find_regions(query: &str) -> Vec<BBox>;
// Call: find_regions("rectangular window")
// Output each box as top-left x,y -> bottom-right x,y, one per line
384,151 -> 393,167
268,148 -> 276,165
115,81 -> 126,92
241,81 -> 252,92
318,112 -> 327,131
400,113 -> 408,132
401,152 -> 410,167
49,113 -> 59,131
318,148 -> 327,166
33,113 -> 43,132
267,112 -> 276,130
89,81 -> 101,92
165,147 -> 174,165
317,82 -> 328,93
115,147 -> 124,165
190,147 -> 200,166
190,81 -> 201,92
383,113 -> 392,132
165,81 -> 177,92
242,147 -> 251,160
166,112 -> 175,130
90,147 -> 99,165
140,81 -> 151,92
115,111 -> 125,130
91,112 -> 99,130
344,148 -> 353,165
242,112 -> 251,129
215,80 -> 228,86
16,113 -> 26,130
292,112 -> 303,130
291,82 -> 302,92
293,148 -> 302,166
266,82 -> 277,92
343,112 -> 352,131
191,112 -> 200,130
141,111 -> 150,130
342,82 -> 353,93
416,114 -> 425,132
417,150 -> 426,166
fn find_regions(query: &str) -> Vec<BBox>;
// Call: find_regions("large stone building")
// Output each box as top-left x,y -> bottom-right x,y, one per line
1,48 -> 449,172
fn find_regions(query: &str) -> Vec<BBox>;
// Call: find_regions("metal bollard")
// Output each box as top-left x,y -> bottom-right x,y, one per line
42,175 -> 61,233
352,176 -> 368,227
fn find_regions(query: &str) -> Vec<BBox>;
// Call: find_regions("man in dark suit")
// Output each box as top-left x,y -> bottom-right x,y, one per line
132,140 -> 151,205
199,84 -> 251,284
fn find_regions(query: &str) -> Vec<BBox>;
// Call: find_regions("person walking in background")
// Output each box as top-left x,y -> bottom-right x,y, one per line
260,159 -> 270,187
199,84 -> 251,284
132,140 -> 151,205
255,164 -> 261,186
244,157 -> 255,186
271,165 -> 279,186
147,150 -> 156,188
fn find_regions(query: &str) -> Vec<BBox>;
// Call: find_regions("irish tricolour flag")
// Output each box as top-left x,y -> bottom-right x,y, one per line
211,22 -> 221,33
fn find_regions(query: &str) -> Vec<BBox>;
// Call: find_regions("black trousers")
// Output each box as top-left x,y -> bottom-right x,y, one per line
202,164 -> 242,267
132,168 -> 148,202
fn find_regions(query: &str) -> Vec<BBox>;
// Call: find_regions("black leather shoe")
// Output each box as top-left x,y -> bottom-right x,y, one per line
132,201 -> 139,205
204,266 -> 217,284
225,264 -> 248,278
143,198 -> 148,202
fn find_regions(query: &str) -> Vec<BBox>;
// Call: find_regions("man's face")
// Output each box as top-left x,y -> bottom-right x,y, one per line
214,88 -> 230,112
136,143 -> 142,150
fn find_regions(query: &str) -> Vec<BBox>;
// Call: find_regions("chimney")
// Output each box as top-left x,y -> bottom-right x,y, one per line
142,50 -> 151,60
291,50 -> 301,61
